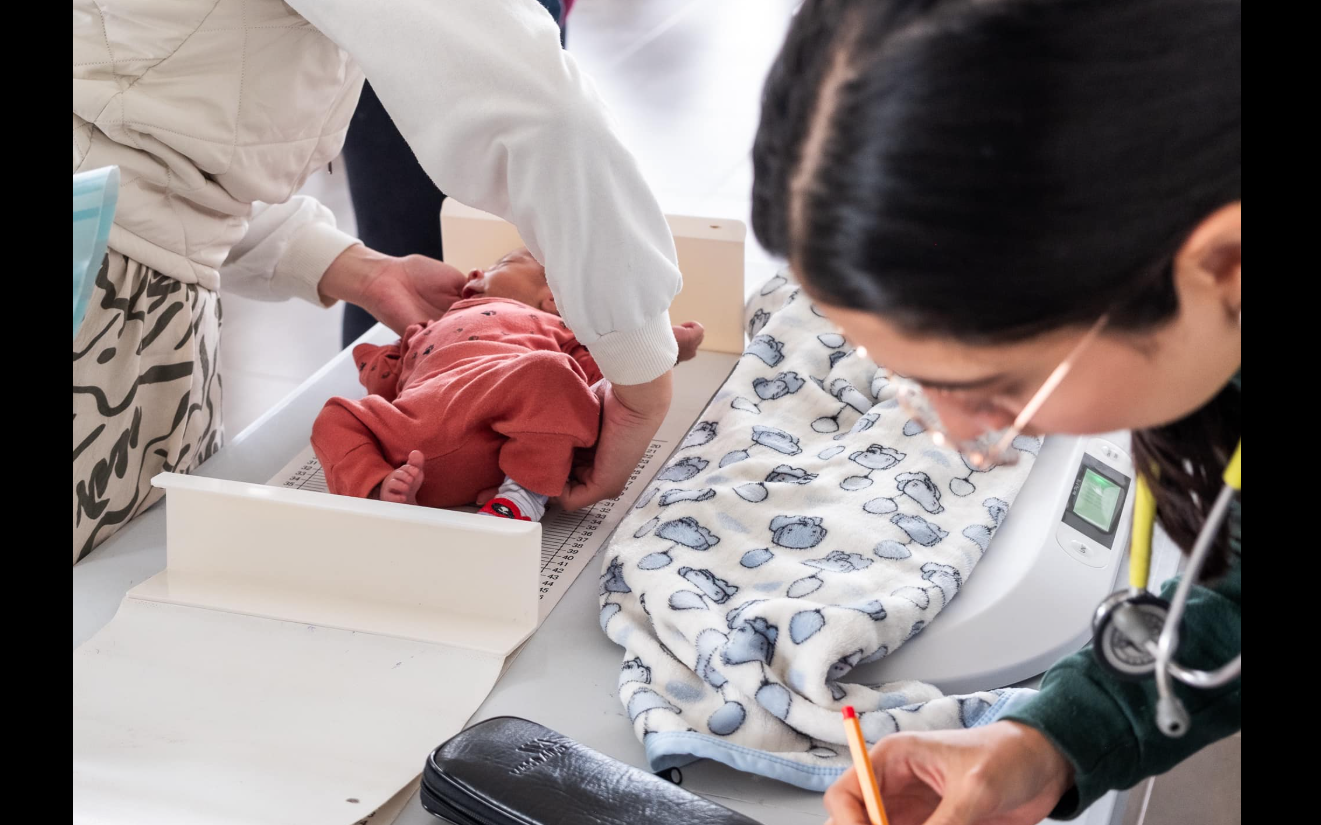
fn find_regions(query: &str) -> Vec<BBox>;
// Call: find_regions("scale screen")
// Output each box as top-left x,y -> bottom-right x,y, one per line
1071,468 -> 1123,532
1061,453 -> 1131,548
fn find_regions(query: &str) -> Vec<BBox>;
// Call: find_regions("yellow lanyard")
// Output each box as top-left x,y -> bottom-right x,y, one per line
1129,441 -> 1241,592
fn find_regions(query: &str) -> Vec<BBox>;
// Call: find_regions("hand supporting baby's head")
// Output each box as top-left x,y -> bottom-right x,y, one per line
461,248 -> 557,313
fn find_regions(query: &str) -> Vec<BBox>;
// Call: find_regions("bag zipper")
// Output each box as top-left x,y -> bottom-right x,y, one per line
422,764 -> 539,825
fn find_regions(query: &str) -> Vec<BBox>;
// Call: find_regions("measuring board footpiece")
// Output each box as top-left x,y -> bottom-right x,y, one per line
267,439 -> 671,621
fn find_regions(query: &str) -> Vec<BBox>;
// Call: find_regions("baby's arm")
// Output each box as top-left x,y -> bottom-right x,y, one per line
564,339 -> 605,386
352,333 -> 413,401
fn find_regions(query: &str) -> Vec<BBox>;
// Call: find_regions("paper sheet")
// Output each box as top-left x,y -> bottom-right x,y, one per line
73,601 -> 502,825
266,352 -> 736,622
354,779 -> 417,825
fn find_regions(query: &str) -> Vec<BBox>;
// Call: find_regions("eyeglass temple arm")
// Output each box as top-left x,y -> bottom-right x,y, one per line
991,315 -> 1111,457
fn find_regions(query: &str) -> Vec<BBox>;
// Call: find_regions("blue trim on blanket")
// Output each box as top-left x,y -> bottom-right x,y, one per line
976,688 -> 1038,726
647,731 -> 843,791
643,688 -> 1038,791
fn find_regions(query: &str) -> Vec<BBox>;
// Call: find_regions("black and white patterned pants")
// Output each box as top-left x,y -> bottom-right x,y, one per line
72,252 -> 223,563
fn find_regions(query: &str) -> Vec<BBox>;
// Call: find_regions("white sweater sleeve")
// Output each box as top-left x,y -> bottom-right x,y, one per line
220,197 -> 359,305
286,0 -> 681,384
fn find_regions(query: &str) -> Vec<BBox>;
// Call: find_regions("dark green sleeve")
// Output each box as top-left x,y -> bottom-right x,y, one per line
1001,533 -> 1240,818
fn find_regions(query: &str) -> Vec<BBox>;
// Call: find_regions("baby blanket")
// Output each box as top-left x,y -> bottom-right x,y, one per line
598,271 -> 1041,789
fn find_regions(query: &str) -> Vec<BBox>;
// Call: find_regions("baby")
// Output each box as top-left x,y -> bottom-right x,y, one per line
312,248 -> 704,521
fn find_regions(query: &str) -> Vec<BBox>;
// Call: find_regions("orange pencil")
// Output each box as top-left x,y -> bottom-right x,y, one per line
842,706 -> 891,825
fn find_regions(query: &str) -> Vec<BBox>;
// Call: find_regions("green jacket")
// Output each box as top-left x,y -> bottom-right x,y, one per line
1002,374 -> 1241,818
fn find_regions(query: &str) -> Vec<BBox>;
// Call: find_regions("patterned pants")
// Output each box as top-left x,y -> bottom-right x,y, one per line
72,252 -> 223,564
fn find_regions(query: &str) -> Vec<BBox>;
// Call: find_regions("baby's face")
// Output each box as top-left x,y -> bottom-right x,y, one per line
460,248 -> 556,313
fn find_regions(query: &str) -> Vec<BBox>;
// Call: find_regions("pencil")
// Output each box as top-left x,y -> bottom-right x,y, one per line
842,706 -> 890,825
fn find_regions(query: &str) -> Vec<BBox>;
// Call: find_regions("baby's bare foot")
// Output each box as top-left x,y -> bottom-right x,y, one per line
380,450 -> 425,504
674,321 -> 705,362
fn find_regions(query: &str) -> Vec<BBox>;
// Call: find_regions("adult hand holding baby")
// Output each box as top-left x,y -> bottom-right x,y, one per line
556,372 -> 672,512
319,244 -> 466,335
556,321 -> 704,511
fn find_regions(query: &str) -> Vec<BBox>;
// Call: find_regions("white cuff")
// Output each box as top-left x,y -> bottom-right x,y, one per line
584,311 -> 680,385
276,222 -> 361,306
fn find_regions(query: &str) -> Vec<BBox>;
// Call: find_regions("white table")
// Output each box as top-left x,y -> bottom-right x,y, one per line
73,329 -> 1127,825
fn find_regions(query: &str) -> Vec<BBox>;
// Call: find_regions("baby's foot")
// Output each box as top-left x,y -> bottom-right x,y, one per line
476,480 -> 547,521
478,498 -> 533,521
380,450 -> 425,504
673,321 -> 705,362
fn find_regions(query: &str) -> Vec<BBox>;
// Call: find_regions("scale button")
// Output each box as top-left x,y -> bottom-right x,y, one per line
1071,540 -> 1090,556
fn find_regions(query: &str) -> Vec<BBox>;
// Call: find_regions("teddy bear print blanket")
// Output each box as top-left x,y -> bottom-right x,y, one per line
597,270 -> 1041,789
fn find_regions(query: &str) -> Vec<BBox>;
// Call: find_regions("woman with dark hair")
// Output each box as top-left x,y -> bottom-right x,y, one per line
751,0 -> 1239,821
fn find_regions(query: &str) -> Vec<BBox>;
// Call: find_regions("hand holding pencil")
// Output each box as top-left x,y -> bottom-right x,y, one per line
822,719 -> 1075,825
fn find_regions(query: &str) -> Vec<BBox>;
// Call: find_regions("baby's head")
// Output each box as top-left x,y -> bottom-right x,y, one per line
460,248 -> 557,314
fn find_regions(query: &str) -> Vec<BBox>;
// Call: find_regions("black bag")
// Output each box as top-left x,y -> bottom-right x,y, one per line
421,716 -> 762,824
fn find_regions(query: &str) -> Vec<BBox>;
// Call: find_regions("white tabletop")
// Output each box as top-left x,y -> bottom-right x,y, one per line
73,328 -> 1125,825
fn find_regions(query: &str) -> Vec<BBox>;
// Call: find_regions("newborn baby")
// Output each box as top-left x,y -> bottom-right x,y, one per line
312,248 -> 704,521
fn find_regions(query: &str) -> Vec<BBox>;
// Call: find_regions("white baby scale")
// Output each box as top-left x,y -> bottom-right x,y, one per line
849,433 -> 1145,694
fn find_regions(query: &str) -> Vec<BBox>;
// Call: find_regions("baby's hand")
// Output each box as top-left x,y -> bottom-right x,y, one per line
673,321 -> 705,363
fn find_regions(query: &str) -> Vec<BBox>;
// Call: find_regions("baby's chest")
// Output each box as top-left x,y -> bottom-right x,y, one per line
428,307 -> 555,344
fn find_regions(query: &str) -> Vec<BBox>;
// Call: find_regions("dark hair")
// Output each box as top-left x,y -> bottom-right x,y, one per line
752,0 -> 1240,575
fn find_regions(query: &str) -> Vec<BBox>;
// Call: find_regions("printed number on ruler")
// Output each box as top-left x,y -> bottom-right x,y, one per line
536,439 -> 664,598
283,458 -> 319,489
613,439 -> 665,503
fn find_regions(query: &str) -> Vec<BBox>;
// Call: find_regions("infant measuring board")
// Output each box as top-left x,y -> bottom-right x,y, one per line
266,370 -> 725,623
72,202 -> 748,825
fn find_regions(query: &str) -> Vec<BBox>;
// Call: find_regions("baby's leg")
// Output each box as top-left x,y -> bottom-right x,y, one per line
377,450 -> 425,505
312,397 -> 408,499
477,477 -> 549,521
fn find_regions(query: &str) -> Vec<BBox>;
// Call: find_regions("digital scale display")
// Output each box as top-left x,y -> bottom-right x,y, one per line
1061,454 -> 1131,548
1072,468 -> 1124,532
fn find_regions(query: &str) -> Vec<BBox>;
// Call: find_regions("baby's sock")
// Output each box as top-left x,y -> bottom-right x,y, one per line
478,477 -> 548,522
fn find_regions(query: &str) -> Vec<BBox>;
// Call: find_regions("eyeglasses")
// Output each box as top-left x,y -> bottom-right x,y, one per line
877,315 -> 1109,470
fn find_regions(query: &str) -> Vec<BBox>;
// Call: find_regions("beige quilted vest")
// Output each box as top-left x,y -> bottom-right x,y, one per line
73,0 -> 365,288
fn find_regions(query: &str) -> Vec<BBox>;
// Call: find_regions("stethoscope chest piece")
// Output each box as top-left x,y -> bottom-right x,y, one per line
1089,438 -> 1238,739
1092,590 -> 1170,681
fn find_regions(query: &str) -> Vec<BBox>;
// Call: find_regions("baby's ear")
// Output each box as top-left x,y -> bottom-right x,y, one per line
539,290 -> 559,315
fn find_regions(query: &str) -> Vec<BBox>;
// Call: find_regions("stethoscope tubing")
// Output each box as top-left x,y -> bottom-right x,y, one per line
1154,482 -> 1241,698
1094,440 -> 1239,736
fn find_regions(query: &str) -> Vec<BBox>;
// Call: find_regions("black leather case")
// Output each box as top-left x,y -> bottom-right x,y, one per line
420,716 -> 763,824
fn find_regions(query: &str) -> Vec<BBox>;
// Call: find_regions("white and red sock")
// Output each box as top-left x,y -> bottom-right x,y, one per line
477,477 -> 548,522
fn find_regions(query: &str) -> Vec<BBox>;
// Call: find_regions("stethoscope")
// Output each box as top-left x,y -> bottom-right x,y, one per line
1091,441 -> 1241,738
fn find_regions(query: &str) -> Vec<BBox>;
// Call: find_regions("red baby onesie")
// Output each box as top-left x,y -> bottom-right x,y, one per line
312,297 -> 603,507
